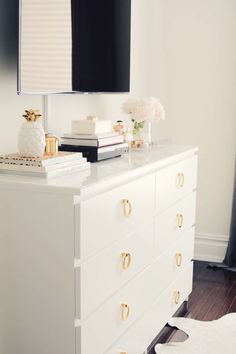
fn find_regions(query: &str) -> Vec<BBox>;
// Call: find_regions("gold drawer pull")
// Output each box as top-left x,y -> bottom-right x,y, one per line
173,290 -> 180,304
120,352 -> 128,354
177,173 -> 185,188
175,253 -> 182,267
121,303 -> 131,321
121,253 -> 132,270
122,199 -> 132,218
176,213 -> 184,228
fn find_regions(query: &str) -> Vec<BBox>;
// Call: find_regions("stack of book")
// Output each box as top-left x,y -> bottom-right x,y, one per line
60,118 -> 128,162
0,152 -> 90,178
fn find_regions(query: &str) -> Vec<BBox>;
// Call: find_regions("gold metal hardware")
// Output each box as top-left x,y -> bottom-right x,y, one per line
45,134 -> 59,156
177,173 -> 185,188
121,253 -> 132,270
122,199 -> 132,218
176,214 -> 184,228
120,352 -> 128,354
173,290 -> 180,304
175,253 -> 182,267
121,303 -> 131,321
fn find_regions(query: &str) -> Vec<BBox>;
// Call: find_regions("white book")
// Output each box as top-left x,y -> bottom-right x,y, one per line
61,135 -> 124,147
63,132 -> 119,140
0,158 -> 87,173
0,152 -> 83,167
0,162 -> 90,179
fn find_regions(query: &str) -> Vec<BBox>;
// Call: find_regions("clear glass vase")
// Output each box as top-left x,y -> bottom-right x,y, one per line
131,121 -> 152,149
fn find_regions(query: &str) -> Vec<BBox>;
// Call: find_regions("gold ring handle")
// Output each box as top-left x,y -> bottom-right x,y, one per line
121,253 -> 132,270
175,253 -> 182,267
176,213 -> 184,228
122,199 -> 132,218
173,290 -> 180,304
121,303 -> 131,321
177,173 -> 185,188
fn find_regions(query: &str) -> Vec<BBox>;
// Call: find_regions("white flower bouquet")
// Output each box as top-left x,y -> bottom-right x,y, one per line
122,97 -> 165,148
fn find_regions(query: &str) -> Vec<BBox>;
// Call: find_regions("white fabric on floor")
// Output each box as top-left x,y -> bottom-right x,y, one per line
155,313 -> 236,354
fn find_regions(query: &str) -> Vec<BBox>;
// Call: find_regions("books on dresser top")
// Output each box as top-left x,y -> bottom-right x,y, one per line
61,134 -> 124,147
0,151 -> 83,167
0,151 -> 90,178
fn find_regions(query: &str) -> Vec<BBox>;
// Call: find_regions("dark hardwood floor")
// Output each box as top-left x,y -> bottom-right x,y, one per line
149,261 -> 236,352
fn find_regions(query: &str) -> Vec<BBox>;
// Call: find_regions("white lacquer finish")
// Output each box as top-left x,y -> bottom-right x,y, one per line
76,221 -> 154,319
0,145 -> 198,354
155,192 -> 197,257
75,173 -> 155,259
156,155 -> 197,213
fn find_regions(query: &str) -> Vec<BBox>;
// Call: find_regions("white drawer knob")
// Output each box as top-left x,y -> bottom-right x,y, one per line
173,290 -> 180,304
121,253 -> 132,270
177,173 -> 185,188
176,213 -> 184,228
122,199 -> 132,218
175,253 -> 183,267
121,303 -> 131,321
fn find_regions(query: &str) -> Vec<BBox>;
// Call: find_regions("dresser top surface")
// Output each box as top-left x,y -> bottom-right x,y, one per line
0,145 -> 198,197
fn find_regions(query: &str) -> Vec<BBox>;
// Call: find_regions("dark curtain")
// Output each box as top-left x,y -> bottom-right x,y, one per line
222,162 -> 236,270
209,159 -> 236,271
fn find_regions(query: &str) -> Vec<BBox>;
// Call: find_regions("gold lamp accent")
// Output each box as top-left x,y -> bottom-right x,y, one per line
121,253 -> 132,270
173,290 -> 180,304
121,303 -> 131,321
177,173 -> 185,188
175,253 -> 183,267
176,214 -> 184,228
122,199 -> 132,218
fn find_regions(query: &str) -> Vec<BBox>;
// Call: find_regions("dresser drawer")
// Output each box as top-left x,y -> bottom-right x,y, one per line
75,242 -> 193,354
155,192 -> 196,257
75,174 -> 155,259
75,221 -> 154,319
104,263 -> 193,354
156,155 -> 197,213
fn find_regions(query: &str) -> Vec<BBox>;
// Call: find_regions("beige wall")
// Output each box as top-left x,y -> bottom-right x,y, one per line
0,0 -> 235,248
155,0 -> 236,239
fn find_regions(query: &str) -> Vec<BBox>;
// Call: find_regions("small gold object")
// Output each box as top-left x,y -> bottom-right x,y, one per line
121,253 -> 132,270
45,134 -> 59,156
173,290 -> 180,304
22,109 -> 42,122
177,173 -> 185,188
122,199 -> 132,218
176,214 -> 184,228
121,303 -> 131,321
87,115 -> 98,122
175,253 -> 182,267
120,352 -> 128,354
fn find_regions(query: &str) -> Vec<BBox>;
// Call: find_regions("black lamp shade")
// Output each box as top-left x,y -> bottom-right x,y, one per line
71,0 -> 131,93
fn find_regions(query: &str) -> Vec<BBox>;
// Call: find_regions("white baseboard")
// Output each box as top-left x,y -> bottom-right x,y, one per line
194,233 -> 229,263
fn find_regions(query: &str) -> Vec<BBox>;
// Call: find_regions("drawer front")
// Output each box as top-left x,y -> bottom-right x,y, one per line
155,192 -> 196,257
76,221 -> 155,319
156,155 -> 197,213
104,263 -> 193,354
75,174 -> 155,259
76,247 -> 193,354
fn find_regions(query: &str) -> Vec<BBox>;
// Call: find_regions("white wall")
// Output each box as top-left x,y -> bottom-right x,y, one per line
154,0 -> 236,261
1,0 -> 235,261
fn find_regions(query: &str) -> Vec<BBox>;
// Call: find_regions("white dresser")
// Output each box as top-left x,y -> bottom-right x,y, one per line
0,145 -> 198,354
